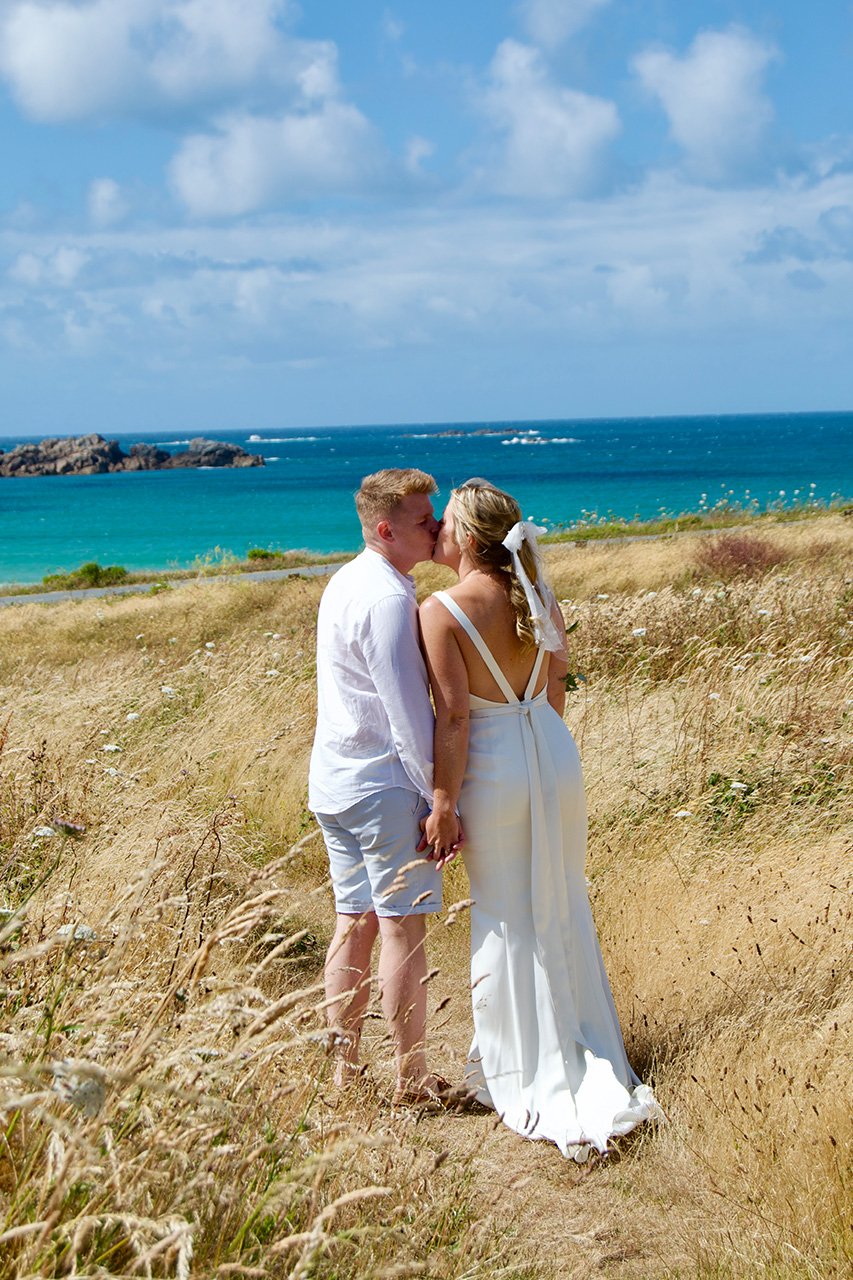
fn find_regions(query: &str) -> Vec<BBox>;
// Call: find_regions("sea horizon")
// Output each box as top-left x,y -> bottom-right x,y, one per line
2,409 -> 852,585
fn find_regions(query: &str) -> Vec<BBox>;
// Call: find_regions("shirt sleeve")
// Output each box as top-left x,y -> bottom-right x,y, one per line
360,593 -> 435,801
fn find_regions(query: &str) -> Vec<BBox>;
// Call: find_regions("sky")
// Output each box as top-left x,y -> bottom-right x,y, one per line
0,0 -> 851,434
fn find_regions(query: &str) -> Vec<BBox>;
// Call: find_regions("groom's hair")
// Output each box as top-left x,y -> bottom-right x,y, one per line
355,468 -> 437,533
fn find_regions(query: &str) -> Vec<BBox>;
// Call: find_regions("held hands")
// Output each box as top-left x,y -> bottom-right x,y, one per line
418,808 -> 465,870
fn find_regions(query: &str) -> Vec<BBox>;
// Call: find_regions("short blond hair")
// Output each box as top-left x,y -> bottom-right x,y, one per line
355,468 -> 438,534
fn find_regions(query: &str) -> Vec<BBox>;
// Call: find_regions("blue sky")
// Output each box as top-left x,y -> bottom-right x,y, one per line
0,0 -> 851,434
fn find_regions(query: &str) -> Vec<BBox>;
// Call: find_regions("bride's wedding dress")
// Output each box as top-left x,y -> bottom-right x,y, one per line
433,592 -> 660,1160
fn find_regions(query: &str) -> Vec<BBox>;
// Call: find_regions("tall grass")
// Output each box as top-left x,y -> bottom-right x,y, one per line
1,517 -> 852,1277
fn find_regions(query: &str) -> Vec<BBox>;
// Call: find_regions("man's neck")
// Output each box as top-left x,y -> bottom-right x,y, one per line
364,542 -> 414,577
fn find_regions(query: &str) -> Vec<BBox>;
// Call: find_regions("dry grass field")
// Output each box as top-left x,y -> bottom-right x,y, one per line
2,514 -> 853,1278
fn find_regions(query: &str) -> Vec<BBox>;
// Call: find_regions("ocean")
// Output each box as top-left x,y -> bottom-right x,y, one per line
1,411 -> 851,584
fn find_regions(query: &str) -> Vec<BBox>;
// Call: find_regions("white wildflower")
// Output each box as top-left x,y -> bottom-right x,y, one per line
126,712 -> 140,721
102,744 -> 121,753
730,782 -> 749,792
709,693 -> 721,700
161,685 -> 177,696
674,809 -> 693,818
265,670 -> 280,677
32,826 -> 55,839
205,641 -> 216,650
596,594 -> 610,600
632,628 -> 647,637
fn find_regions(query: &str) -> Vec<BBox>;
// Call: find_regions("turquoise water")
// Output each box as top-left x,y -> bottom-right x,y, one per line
1,411 -> 851,583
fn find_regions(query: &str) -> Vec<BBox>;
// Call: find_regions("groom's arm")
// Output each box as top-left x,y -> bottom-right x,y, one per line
360,594 -> 435,802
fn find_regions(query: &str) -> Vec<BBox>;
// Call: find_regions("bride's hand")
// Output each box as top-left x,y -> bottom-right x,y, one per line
418,810 -> 465,869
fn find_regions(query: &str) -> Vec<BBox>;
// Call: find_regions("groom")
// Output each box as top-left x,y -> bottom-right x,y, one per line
309,468 -> 459,1102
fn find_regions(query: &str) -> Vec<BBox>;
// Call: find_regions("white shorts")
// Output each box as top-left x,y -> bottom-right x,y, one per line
315,788 -> 442,917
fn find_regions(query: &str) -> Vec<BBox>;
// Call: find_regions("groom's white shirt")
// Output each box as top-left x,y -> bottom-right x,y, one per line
308,548 -> 434,813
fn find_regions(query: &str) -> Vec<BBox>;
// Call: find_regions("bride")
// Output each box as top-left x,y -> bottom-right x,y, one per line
419,478 -> 660,1161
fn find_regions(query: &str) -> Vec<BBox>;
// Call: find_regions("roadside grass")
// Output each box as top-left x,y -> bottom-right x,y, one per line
1,550 -> 353,597
0,513 -> 851,1276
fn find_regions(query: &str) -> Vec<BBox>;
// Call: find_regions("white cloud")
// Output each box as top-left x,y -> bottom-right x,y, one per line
633,27 -> 779,183
0,0 -> 331,121
518,0 -> 611,48
169,102 -> 385,216
481,40 -> 620,197
88,178 -> 129,227
404,136 -> 435,176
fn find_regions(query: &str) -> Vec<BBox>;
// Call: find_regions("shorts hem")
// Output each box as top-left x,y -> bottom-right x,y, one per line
334,900 -> 443,918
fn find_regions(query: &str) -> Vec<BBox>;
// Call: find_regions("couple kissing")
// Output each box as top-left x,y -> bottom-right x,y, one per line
308,468 -> 660,1160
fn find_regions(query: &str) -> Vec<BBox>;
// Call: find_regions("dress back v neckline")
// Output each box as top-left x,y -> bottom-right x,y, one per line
433,591 -> 545,704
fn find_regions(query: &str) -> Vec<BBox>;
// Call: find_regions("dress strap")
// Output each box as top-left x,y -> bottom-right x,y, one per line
433,591 -> 519,704
525,645 -> 546,700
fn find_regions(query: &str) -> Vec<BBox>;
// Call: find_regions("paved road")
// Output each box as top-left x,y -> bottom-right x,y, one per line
0,563 -> 341,609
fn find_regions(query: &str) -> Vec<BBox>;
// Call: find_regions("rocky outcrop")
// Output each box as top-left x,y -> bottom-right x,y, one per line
0,434 -> 264,477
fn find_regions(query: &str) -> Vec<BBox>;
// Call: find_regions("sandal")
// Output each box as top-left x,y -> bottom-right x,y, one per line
391,1075 -> 476,1112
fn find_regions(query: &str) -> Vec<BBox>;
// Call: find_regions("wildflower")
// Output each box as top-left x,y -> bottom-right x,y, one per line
102,744 -> 121,752
205,641 -> 216,650
161,685 -> 177,695
730,782 -> 749,792
692,588 -> 702,597
50,1059 -> 106,1117
136,633 -> 144,640
632,628 -> 647,637
675,809 -> 693,818
126,712 -> 140,721
597,593 -> 610,600
32,826 -> 55,839
757,609 -> 771,617
53,819 -> 86,838
265,669 -> 281,677
709,693 -> 721,700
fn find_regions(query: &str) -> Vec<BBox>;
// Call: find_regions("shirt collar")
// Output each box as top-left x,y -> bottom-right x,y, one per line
363,546 -> 417,594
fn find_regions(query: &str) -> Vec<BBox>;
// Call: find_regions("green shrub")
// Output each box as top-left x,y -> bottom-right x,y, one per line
42,562 -> 128,589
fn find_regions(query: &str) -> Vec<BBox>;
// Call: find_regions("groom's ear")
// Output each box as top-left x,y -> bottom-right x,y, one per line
376,518 -> 393,544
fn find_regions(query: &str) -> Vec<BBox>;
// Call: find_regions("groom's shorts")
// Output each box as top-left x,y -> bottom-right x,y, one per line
315,788 -> 442,917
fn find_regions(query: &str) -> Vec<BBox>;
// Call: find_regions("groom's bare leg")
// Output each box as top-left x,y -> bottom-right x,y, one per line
377,913 -> 434,1089
325,911 -> 379,1085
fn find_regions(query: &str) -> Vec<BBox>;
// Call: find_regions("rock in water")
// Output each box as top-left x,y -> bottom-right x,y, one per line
0,434 -> 264,477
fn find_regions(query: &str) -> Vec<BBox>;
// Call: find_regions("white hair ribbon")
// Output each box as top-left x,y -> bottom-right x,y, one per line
501,521 -> 565,653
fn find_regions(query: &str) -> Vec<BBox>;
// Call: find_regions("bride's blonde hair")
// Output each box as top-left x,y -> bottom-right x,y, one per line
449,479 -> 543,649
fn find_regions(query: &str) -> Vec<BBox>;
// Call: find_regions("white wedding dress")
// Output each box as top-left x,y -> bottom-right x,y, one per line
434,592 -> 660,1160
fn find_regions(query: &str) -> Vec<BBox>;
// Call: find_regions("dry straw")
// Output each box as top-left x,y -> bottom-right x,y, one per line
1,517 -> 852,1277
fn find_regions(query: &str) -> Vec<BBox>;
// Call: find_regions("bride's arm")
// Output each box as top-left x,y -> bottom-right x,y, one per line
546,595 -> 568,717
419,596 -> 469,865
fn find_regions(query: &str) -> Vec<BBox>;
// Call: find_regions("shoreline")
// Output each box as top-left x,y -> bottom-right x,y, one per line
3,501 -> 850,605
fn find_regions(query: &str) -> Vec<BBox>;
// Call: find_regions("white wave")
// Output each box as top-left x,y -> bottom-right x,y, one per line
502,436 -> 579,445
247,434 -> 320,443
266,456 -> 280,461
159,439 -> 191,445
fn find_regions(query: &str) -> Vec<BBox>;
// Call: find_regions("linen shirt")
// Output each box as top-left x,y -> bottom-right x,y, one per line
308,549 -> 435,813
